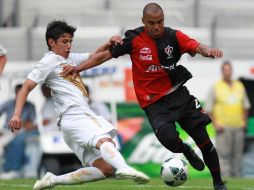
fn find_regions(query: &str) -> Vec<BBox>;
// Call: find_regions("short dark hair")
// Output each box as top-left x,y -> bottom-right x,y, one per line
45,20 -> 77,50
143,3 -> 163,17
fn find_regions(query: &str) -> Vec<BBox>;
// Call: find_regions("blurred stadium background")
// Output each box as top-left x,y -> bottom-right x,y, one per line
0,0 -> 254,184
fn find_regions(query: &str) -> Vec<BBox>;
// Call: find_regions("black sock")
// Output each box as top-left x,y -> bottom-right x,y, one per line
200,141 -> 223,185
188,127 -> 223,185
182,143 -> 191,154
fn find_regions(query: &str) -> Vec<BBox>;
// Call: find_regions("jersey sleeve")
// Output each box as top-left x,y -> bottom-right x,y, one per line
176,30 -> 200,55
27,61 -> 54,84
109,31 -> 133,58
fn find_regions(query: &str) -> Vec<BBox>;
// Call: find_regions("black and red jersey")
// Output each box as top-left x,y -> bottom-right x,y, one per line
110,27 -> 199,108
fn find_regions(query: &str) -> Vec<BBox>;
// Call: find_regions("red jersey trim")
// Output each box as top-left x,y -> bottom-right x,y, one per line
176,30 -> 199,55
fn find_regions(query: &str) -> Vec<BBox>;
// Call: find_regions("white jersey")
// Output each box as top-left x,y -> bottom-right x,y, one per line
28,52 -> 118,167
28,51 -> 92,116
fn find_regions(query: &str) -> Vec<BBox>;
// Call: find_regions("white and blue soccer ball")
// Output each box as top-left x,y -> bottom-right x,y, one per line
160,158 -> 188,187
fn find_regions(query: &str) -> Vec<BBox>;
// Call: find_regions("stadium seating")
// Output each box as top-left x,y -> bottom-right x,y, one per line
13,0 -> 195,28
199,0 -> 254,27
0,0 -> 15,26
1,0 -> 254,60
109,0 -> 196,27
18,0 -> 108,27
71,26 -> 123,53
216,28 -> 254,60
0,27 -> 28,60
30,27 -> 47,60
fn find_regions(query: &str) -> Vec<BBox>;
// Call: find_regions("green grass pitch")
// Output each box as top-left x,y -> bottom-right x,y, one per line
1,177 -> 254,190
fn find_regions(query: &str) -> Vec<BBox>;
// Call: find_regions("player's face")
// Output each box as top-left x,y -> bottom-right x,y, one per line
49,33 -> 73,58
142,11 -> 164,40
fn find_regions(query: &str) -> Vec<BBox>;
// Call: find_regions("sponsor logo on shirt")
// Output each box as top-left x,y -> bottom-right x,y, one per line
145,65 -> 163,72
140,47 -> 153,61
145,64 -> 175,72
164,45 -> 174,59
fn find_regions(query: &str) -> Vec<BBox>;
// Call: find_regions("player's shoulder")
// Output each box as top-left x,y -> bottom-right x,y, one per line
164,27 -> 179,37
39,52 -> 65,66
125,26 -> 145,39
165,26 -> 176,32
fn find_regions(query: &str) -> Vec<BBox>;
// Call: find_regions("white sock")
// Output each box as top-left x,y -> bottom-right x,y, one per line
100,141 -> 130,170
51,167 -> 105,185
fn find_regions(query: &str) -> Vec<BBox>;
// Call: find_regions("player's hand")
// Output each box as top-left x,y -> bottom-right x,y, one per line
207,48 -> 223,58
108,35 -> 123,47
8,115 -> 22,133
63,65 -> 78,79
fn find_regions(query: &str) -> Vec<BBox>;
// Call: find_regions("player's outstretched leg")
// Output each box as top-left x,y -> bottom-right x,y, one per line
183,143 -> 205,171
149,122 -> 204,171
33,167 -> 106,190
99,141 -> 150,184
188,127 -> 227,190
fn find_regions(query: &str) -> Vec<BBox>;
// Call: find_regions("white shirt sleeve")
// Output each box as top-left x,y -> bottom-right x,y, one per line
27,62 -> 52,84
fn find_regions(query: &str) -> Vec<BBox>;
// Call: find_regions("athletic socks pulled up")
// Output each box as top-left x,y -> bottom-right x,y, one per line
100,141 -> 130,170
52,167 -> 105,185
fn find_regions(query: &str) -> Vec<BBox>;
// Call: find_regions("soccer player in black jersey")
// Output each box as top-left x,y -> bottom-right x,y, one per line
63,3 -> 227,190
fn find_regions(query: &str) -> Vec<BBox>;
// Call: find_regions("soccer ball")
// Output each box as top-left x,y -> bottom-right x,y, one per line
160,158 -> 188,187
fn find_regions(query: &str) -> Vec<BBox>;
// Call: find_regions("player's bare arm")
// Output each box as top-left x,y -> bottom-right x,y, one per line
8,79 -> 37,132
196,44 -> 223,58
63,50 -> 113,78
89,35 -> 123,57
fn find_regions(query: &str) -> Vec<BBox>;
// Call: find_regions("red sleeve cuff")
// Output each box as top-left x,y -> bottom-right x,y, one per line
176,30 -> 199,54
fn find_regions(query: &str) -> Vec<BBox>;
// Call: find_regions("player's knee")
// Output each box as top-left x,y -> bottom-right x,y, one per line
155,125 -> 182,153
98,164 -> 114,177
96,138 -> 115,149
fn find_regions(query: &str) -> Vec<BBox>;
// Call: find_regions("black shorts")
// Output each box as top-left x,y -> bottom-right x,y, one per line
144,86 -> 211,133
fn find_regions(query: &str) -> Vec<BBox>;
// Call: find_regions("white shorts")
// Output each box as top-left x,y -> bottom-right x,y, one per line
60,107 -> 118,166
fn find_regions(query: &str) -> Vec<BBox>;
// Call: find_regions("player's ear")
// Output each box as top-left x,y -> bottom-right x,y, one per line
142,17 -> 145,25
48,38 -> 55,48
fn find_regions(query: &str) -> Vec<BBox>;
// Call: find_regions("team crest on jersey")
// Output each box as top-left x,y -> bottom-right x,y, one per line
140,47 -> 152,61
164,45 -> 174,59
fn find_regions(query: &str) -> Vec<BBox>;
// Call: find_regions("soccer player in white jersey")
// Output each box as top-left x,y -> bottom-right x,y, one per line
8,20 -> 149,190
